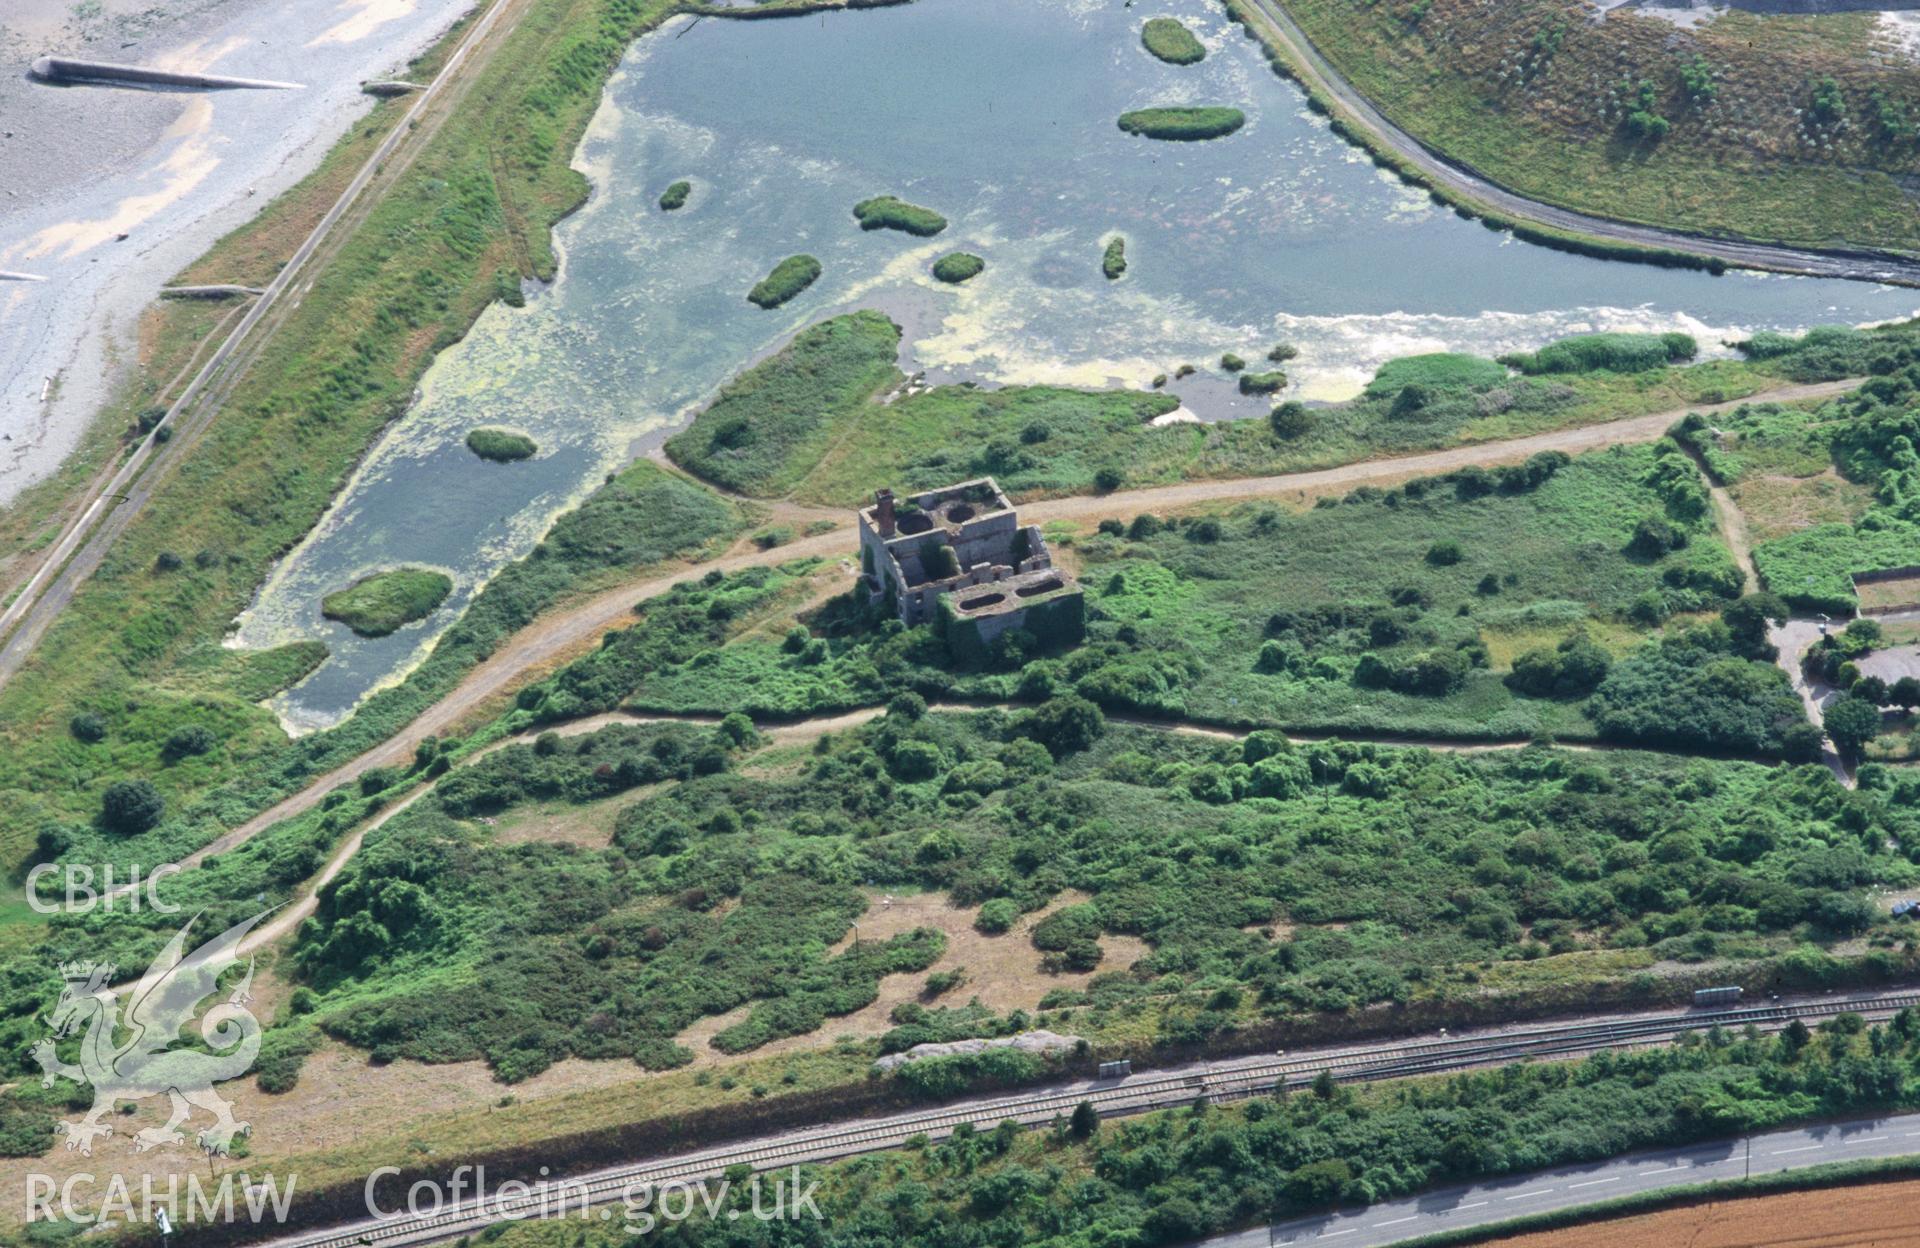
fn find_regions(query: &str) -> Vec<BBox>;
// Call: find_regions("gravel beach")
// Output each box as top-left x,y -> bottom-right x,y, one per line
0,0 -> 475,507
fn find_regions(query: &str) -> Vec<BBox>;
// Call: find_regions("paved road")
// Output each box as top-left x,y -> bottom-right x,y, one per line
1238,0 -> 1920,287
1214,1111 -> 1920,1248
245,987 -> 1920,1248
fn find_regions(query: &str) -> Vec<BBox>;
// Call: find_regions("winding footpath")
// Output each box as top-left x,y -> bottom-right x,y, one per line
1237,0 -> 1920,287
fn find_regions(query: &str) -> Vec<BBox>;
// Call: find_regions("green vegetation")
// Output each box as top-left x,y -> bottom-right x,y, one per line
666,311 -> 1855,512
465,427 -> 538,462
666,311 -> 905,496
289,719 -> 948,1080
618,443 -> 1784,749
320,568 -> 454,638
658,179 -> 691,211
0,0 -> 812,878
1117,106 -> 1246,141
1247,0 -> 1920,253
931,252 -> 985,284
1238,371 -> 1287,396
280,676 -> 1920,1091
1141,16 -> 1206,65
2,452 -> 741,982
1366,352 -> 1507,396
747,254 -> 822,309
1101,235 -> 1127,280
483,1011 -> 1920,1248
852,194 -> 948,237
1504,332 -> 1698,376
1665,325 -> 1920,610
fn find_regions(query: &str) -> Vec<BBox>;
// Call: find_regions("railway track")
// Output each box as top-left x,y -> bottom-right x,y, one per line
253,988 -> 1920,1248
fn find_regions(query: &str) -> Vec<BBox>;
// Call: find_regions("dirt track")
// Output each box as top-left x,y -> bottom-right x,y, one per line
1024,380 -> 1857,523
178,376 -> 1858,878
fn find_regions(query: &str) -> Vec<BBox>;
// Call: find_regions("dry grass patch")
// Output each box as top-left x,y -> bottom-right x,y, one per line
674,889 -> 1151,1063
1729,471 -> 1876,544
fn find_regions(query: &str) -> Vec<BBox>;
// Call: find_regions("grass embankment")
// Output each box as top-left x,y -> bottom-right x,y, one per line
748,254 -> 823,308
0,301 -> 238,609
657,179 -> 691,210
1269,0 -> 1920,253
932,252 -> 985,283
0,0 -> 792,878
321,568 -> 454,637
665,311 -> 1874,510
1141,15 -> 1205,65
1117,105 -> 1246,140
852,194 -> 948,236
466,427 -> 539,461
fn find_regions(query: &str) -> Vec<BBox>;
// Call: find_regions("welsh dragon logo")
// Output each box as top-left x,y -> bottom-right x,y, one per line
32,911 -> 270,1156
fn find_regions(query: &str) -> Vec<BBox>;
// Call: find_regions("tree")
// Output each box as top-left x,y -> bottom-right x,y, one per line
69,712 -> 106,744
1628,516 -> 1685,558
162,724 -> 216,760
1069,1100 -> 1100,1139
100,780 -> 165,835
1825,695 -> 1883,761
1018,696 -> 1105,758
1891,676 -> 1920,710
1269,402 -> 1312,440
1721,593 -> 1786,660
1389,383 -> 1431,418
1094,466 -> 1125,492
1285,1158 -> 1352,1207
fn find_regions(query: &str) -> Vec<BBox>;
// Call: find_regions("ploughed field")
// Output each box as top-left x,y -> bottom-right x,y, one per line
1489,1178 -> 1920,1248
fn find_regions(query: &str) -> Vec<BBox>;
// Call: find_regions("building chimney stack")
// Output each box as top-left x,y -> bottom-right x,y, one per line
875,488 -> 896,537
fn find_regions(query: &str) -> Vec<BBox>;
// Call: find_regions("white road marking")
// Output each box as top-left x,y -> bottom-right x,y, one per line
1851,1137 -> 1889,1144
1317,1231 -> 1355,1239
1569,1177 -> 1620,1189
1375,1216 -> 1417,1227
1504,1189 -> 1554,1201
1455,1201 -> 1487,1211
1769,1145 -> 1823,1155
1638,1165 -> 1690,1175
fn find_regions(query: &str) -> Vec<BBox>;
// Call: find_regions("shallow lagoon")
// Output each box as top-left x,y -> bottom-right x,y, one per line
233,0 -> 1919,731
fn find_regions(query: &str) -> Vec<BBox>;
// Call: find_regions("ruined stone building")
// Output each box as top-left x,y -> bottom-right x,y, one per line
857,478 -> 1084,659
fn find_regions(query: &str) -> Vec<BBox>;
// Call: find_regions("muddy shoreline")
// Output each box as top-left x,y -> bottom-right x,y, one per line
0,0 -> 476,507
